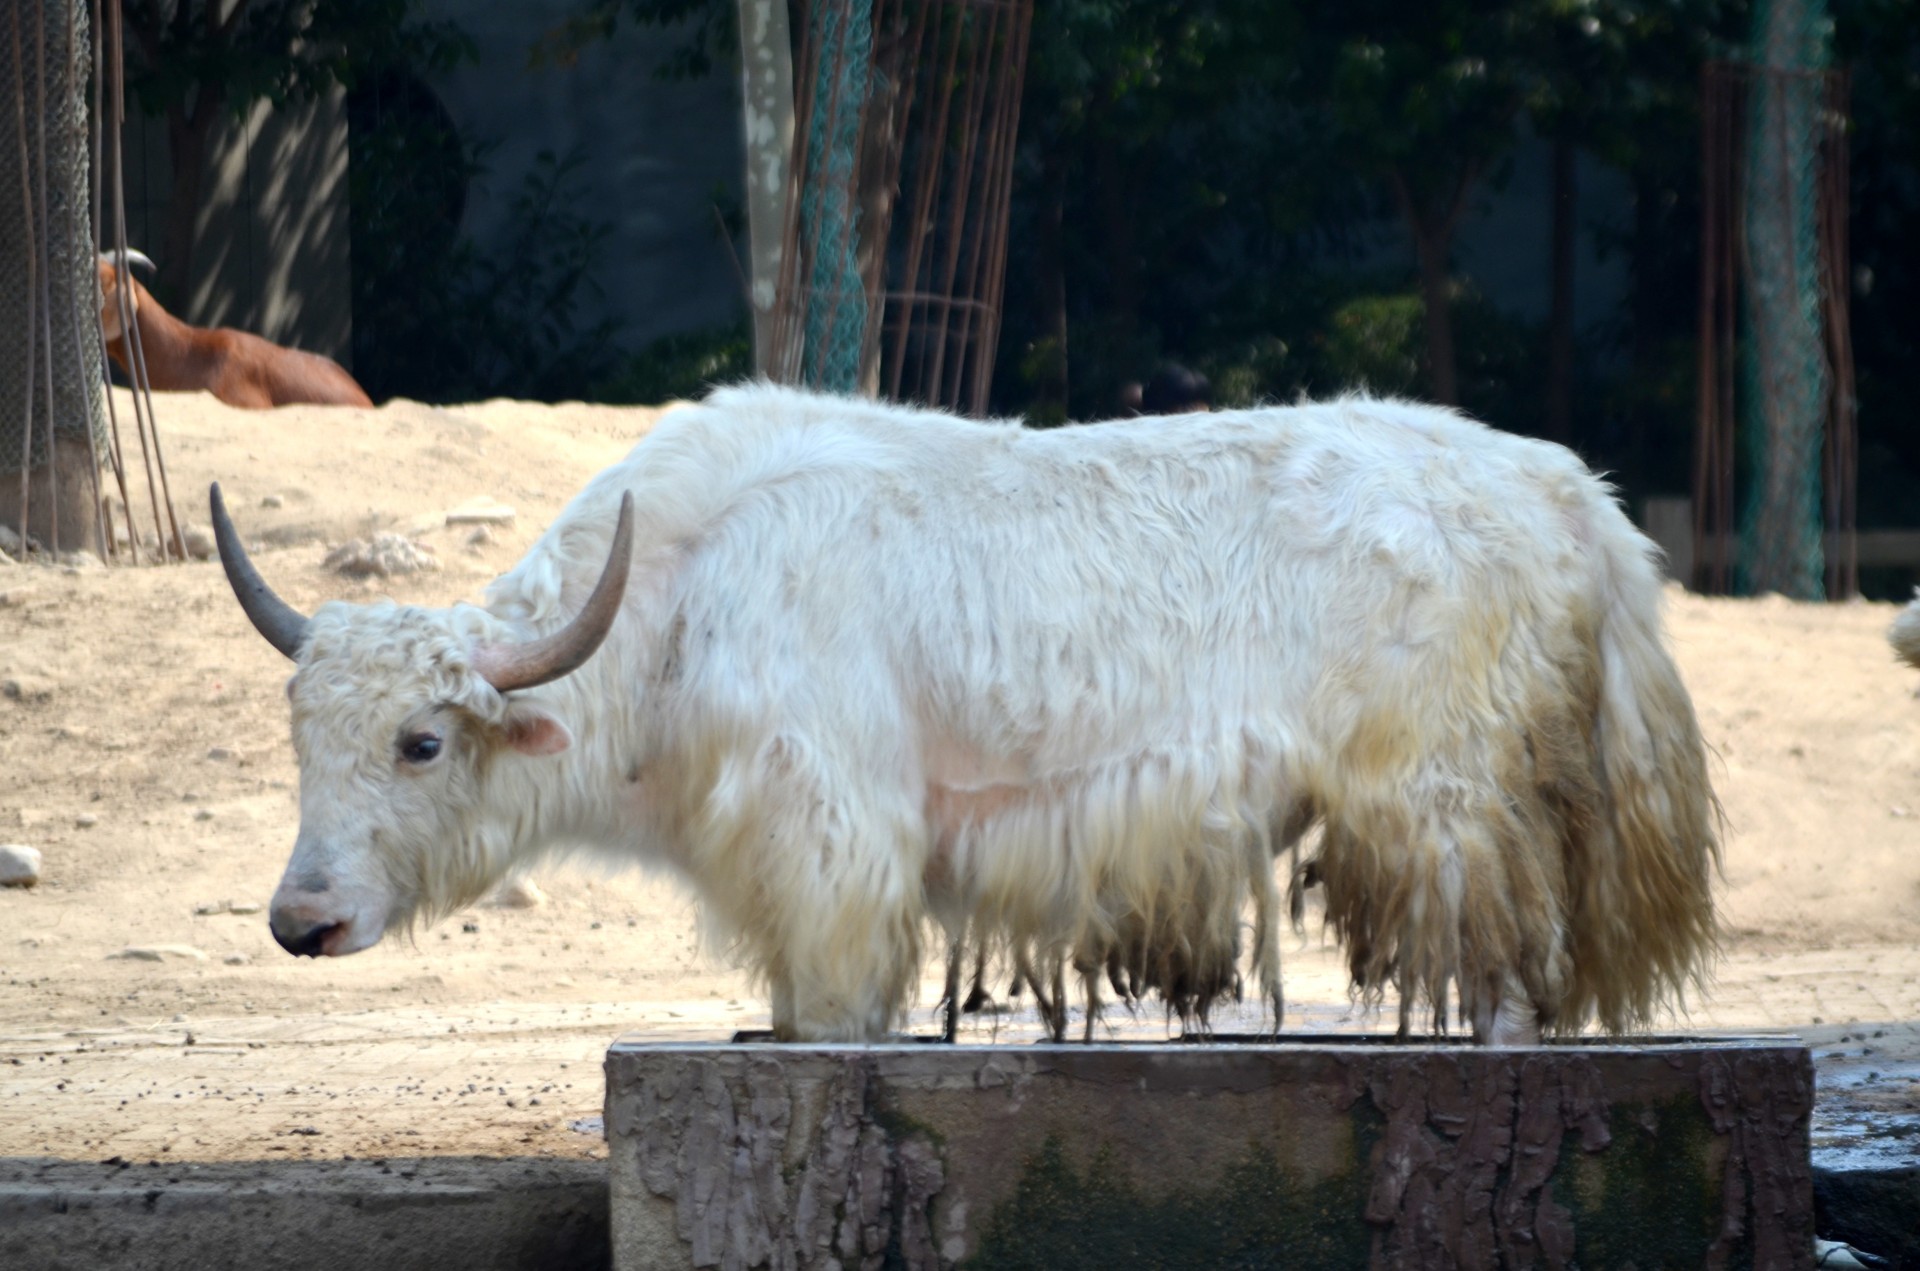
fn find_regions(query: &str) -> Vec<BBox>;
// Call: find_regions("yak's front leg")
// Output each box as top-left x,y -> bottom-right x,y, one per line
746,751 -> 925,1042
1467,970 -> 1542,1046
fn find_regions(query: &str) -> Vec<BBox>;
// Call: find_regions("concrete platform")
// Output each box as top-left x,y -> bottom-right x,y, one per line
605,1034 -> 1816,1271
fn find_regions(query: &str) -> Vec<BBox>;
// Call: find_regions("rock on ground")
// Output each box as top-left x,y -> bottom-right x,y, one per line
445,497 -> 516,527
109,945 -> 208,962
180,524 -> 216,561
1,673 -> 55,704
0,844 -> 42,887
324,534 -> 441,579
486,877 -> 547,909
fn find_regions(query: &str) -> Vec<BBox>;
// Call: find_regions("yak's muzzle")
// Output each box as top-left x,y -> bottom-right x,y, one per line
270,912 -> 343,958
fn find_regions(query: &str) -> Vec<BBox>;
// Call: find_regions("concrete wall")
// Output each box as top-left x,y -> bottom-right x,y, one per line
119,88 -> 354,367
1455,135 -> 1634,335
418,0 -> 750,349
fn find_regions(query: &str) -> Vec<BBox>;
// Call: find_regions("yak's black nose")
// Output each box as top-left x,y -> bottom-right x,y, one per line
271,917 -> 340,958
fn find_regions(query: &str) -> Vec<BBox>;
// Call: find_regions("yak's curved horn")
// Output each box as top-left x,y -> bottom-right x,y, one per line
210,482 -> 310,660
98,248 -> 156,275
473,492 -> 635,694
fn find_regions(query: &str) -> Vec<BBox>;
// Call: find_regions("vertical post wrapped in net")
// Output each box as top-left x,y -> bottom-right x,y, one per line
2,0 -> 108,553
767,0 -> 1033,417
1694,11 -> 1855,599
1737,0 -> 1830,598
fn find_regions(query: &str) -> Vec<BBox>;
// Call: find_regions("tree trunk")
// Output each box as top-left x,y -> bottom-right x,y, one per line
854,29 -> 904,397
736,0 -> 794,377
1092,131 -> 1139,355
1626,173 -> 1663,473
1391,168 -> 1473,408
1409,221 -> 1459,407
1545,138 -> 1577,443
1035,156 -> 1068,420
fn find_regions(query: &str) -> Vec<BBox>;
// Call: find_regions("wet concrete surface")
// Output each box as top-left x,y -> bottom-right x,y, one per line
1807,1021 -> 1920,1268
0,1154 -> 607,1271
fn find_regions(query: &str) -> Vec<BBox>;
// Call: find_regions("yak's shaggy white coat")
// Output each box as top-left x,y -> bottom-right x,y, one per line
275,385 -> 1719,1043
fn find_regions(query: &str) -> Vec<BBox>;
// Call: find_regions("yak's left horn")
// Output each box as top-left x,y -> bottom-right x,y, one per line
472,492 -> 635,693
211,482 -> 310,660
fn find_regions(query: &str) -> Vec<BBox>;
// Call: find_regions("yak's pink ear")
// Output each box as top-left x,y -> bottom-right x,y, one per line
502,703 -> 573,756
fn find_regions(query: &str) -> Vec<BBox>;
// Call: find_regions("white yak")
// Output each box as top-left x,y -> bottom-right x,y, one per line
214,385 -> 1719,1044
1892,590 -> 1920,669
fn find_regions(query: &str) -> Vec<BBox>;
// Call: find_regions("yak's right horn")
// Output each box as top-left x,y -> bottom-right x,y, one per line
211,482 -> 310,660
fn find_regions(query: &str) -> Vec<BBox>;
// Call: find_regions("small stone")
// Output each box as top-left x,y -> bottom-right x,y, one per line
2,674 -> 55,704
0,524 -> 26,556
206,747 -> 235,762
260,494 -> 285,509
228,901 -> 262,915
465,525 -> 494,550
0,844 -> 43,887
193,901 -> 231,916
74,813 -> 98,829
486,877 -> 546,909
193,808 -> 215,822
445,497 -> 516,527
461,920 -> 480,934
110,945 -> 207,962
223,952 -> 250,966
180,525 -> 216,561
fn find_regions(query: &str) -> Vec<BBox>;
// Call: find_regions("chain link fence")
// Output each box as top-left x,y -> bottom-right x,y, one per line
4,0 -> 179,561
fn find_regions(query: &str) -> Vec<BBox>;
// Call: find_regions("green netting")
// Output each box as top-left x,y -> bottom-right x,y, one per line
796,0 -> 872,394
0,0 -> 106,474
1737,0 -> 1831,599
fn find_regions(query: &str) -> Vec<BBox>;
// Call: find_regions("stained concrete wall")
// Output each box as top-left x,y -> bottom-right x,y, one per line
606,1036 -> 1816,1270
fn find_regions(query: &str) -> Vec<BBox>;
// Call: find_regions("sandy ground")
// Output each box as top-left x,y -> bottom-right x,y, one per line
2,387 -> 1919,1165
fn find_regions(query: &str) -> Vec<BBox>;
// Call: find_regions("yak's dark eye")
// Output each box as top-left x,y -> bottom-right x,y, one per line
399,732 -> 443,765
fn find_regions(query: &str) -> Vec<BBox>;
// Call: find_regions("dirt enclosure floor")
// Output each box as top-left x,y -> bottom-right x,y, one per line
2,388 -> 1919,1169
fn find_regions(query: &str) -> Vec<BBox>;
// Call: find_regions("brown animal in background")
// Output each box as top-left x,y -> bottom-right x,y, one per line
97,251 -> 373,410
